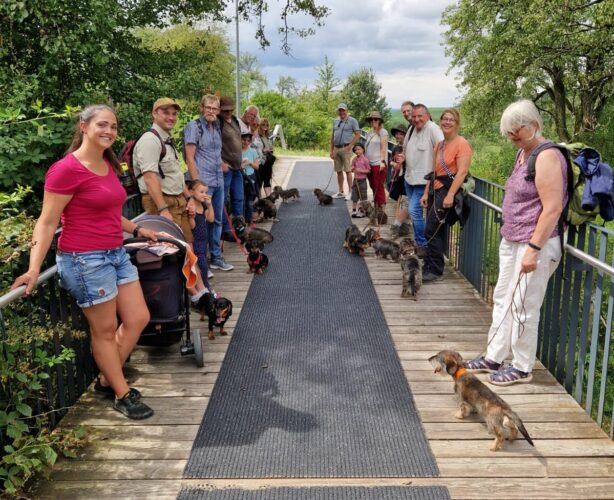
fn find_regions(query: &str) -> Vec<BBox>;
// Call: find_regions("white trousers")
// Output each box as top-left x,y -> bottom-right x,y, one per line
485,236 -> 562,372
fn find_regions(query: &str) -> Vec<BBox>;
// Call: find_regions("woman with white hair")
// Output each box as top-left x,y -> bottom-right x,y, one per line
465,99 -> 568,386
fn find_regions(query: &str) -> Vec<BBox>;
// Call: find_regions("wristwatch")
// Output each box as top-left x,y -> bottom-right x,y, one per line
133,225 -> 142,237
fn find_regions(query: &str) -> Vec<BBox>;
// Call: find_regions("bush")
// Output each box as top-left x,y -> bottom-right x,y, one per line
0,323 -> 87,496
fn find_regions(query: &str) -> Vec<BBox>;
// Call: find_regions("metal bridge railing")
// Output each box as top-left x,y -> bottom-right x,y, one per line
447,177 -> 614,438
0,194 -> 143,452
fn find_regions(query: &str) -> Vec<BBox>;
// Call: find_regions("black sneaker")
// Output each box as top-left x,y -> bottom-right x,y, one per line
113,390 -> 153,420
94,377 -> 141,400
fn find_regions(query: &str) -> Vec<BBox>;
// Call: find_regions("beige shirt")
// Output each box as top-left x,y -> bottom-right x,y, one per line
133,123 -> 184,195
403,120 -> 444,185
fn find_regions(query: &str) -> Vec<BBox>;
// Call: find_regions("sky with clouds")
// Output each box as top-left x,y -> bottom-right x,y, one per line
226,0 -> 459,108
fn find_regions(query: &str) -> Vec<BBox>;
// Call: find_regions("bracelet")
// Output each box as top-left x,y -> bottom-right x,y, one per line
528,242 -> 541,251
133,225 -> 142,238
157,204 -> 169,213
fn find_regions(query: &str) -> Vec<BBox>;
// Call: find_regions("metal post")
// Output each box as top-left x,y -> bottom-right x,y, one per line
235,0 -> 241,113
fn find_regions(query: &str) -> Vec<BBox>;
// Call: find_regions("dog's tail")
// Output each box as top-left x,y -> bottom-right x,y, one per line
506,409 -> 534,447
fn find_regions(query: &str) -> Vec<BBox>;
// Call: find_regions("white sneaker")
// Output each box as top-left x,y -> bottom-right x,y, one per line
333,192 -> 345,198
207,269 -> 214,279
345,193 -> 352,201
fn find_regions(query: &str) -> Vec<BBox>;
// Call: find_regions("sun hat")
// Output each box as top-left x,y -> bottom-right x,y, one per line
152,98 -> 181,112
219,96 -> 235,111
365,111 -> 383,121
390,123 -> 408,136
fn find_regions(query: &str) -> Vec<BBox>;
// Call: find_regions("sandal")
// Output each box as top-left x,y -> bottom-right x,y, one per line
464,356 -> 501,373
488,366 -> 533,386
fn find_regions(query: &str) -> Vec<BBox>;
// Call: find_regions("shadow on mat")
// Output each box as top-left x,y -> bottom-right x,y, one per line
194,349 -> 318,448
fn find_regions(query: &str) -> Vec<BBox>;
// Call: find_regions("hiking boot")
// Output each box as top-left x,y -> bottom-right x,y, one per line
94,377 -> 141,400
210,258 -> 234,271
422,271 -> 443,283
113,390 -> 153,420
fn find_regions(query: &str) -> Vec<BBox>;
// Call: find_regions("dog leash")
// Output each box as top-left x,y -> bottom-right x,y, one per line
485,272 -> 529,348
222,206 -> 249,256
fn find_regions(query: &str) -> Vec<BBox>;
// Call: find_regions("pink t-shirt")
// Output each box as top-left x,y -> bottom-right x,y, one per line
45,153 -> 126,252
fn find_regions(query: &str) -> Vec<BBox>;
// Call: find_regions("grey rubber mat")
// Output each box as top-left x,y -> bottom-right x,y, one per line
183,161 -> 439,478
178,486 -> 450,499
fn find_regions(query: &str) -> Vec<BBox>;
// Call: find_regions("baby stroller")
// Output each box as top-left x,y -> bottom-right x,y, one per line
124,214 -> 203,367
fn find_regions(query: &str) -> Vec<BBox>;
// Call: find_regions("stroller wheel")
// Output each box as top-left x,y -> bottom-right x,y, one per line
192,329 -> 204,367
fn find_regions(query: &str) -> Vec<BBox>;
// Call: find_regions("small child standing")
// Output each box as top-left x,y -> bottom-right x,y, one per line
241,132 -> 260,225
350,143 -> 371,218
188,180 -> 215,291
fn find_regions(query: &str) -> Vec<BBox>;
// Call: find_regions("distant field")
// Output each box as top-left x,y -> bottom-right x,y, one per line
386,108 -> 446,129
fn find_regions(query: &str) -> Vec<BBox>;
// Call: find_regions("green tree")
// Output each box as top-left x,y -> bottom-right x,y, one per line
240,53 -> 268,103
314,56 -> 341,113
442,0 -> 614,142
340,68 -> 390,127
276,76 -> 300,98
135,25 -> 235,103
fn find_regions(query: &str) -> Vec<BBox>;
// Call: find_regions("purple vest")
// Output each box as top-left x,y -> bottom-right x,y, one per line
501,142 -> 568,242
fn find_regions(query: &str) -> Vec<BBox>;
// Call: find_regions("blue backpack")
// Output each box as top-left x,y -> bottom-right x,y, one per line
526,142 -> 614,225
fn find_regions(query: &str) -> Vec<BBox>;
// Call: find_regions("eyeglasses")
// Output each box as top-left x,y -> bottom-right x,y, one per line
506,124 -> 527,137
441,117 -> 456,123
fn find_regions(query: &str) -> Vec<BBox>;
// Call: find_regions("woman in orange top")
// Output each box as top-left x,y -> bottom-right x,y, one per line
420,108 -> 472,281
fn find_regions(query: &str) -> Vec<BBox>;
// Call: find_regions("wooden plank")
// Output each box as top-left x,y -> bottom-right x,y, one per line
430,439 -> 614,458
50,459 -> 187,481
414,393 -> 579,409
423,422 -> 607,440
418,407 -> 594,423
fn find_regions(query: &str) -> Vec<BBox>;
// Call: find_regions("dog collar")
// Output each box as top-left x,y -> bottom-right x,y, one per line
453,367 -> 468,380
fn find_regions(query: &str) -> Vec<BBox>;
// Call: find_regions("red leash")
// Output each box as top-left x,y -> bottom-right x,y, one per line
222,206 -> 248,256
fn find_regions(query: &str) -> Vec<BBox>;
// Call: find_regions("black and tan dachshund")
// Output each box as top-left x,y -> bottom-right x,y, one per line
246,239 -> 269,274
197,292 -> 233,340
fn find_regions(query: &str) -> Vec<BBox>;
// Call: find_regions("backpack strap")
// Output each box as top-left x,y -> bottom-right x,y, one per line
134,128 -> 167,180
525,141 -> 574,251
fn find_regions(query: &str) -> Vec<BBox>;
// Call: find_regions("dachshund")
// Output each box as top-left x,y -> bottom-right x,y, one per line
273,185 -> 300,202
313,189 -> 333,205
246,239 -> 268,274
428,350 -> 535,452
197,292 -> 233,341
232,216 -> 274,245
253,198 -> 278,222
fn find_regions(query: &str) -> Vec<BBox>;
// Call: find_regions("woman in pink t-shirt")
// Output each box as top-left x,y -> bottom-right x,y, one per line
12,105 -> 156,420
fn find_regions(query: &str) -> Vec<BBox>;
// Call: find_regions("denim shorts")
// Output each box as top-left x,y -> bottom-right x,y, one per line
56,247 -> 139,308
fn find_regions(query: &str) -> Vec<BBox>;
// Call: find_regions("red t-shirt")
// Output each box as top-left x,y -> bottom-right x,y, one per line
45,153 -> 126,252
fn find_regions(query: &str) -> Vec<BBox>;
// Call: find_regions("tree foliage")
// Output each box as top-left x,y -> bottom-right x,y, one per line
240,53 -> 268,103
276,76 -> 300,98
314,56 -> 341,113
340,68 -> 390,127
442,0 -> 614,142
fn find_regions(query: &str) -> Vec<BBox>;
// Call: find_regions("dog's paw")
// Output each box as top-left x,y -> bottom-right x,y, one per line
207,331 -> 215,340
454,410 -> 466,420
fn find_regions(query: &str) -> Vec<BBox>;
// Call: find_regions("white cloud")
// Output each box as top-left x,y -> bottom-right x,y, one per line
225,0 -> 459,107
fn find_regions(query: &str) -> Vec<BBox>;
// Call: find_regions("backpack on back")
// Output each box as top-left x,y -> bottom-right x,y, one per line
526,141 -> 613,221
118,128 -> 167,194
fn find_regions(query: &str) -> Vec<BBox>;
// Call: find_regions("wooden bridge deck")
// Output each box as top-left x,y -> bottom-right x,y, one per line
32,158 -> 614,499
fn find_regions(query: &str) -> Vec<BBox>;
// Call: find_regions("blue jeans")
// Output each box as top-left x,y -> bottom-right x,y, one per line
404,181 -> 427,247
207,184 -> 225,261
222,169 -> 245,232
